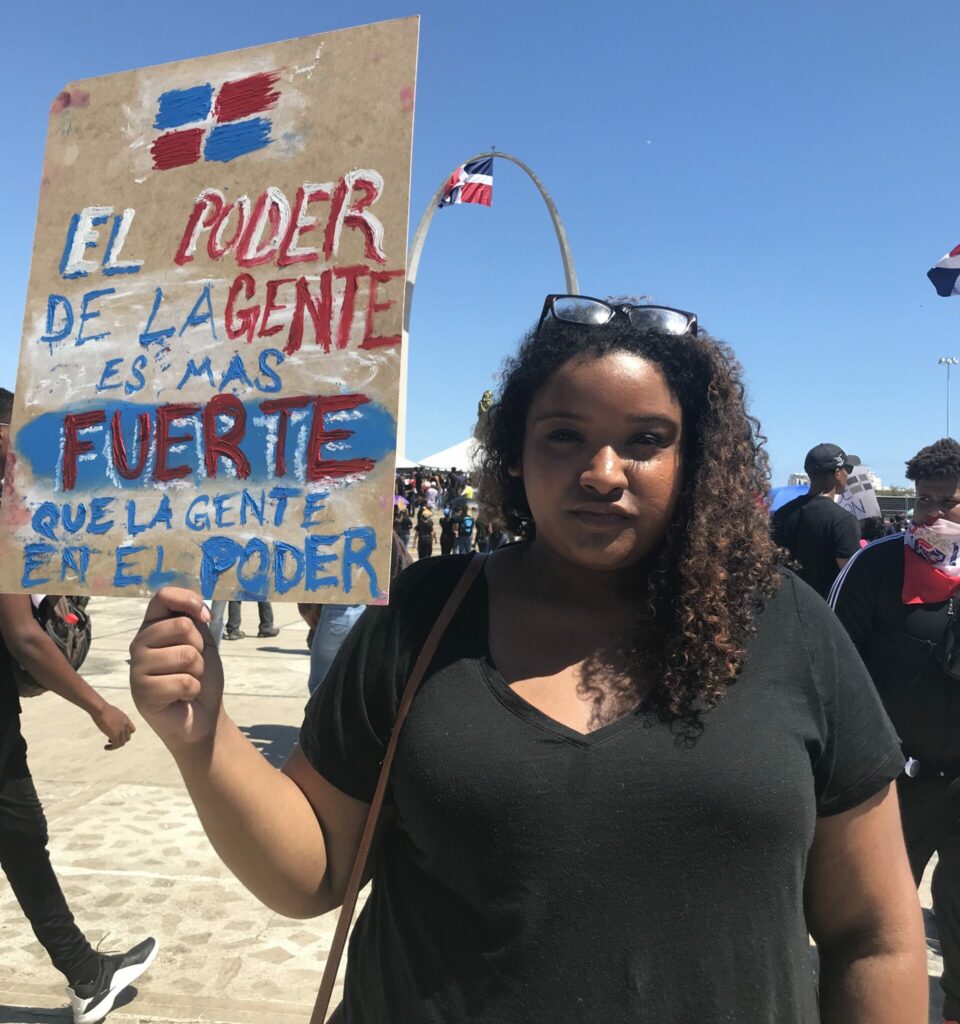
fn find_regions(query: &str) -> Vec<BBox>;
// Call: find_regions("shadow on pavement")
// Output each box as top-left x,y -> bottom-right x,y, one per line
0,985 -> 138,1021
255,645 -> 310,656
241,723 -> 300,767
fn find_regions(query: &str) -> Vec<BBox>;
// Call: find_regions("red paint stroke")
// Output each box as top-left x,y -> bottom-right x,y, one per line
111,410 -> 151,480
51,88 -> 90,115
306,394 -> 375,481
214,70 -> 281,123
153,403 -> 200,482
203,395 -> 250,479
152,128 -> 204,171
399,85 -> 414,113
258,396 -> 311,476
63,410 -> 106,491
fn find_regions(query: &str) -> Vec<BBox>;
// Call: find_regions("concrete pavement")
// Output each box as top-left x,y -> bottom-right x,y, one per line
2,596 -> 343,1023
0,591 -> 950,1022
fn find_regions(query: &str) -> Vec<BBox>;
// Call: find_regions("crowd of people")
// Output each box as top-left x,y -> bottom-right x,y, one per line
6,296 -> 960,1021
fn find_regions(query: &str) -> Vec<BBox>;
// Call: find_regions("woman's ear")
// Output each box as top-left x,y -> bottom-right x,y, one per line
506,463 -> 522,479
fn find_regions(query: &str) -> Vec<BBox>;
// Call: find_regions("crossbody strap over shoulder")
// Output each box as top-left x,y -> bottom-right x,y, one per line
310,552 -> 488,1024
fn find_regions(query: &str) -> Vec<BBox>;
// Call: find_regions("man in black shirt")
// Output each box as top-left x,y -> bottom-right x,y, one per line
771,442 -> 862,598
0,395 -> 157,1023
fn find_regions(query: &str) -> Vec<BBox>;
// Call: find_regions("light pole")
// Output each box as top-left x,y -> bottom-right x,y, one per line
939,356 -> 958,436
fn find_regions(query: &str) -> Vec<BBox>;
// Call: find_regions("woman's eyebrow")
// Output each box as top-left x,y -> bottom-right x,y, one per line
533,410 -> 678,426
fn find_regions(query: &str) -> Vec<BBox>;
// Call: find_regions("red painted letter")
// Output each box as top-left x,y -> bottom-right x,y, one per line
306,393 -> 376,480
62,410 -> 106,491
259,396 -> 312,476
154,403 -> 200,482
225,273 -> 260,343
203,394 -> 250,479
111,410 -> 151,480
360,269 -> 404,349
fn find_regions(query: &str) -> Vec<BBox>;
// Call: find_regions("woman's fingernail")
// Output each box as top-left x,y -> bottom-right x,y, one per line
200,607 -> 211,624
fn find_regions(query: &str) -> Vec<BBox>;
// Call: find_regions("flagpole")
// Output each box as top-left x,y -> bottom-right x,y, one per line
396,151 -> 578,462
939,356 -> 957,436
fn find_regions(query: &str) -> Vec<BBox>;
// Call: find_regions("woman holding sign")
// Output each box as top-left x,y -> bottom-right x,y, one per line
130,296 -> 925,1022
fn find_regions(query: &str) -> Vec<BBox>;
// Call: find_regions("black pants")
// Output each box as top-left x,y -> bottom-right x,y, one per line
898,774 -> 960,1018
226,601 -> 274,631
0,720 -> 98,986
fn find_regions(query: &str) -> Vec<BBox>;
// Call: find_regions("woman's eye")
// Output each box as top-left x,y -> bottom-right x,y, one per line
629,434 -> 663,447
546,429 -> 581,443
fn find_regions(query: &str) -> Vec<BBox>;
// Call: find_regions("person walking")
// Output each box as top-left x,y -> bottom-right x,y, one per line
415,509 -> 435,561
771,443 -> 862,598
0,401 -> 157,1024
830,437 -> 960,1024
129,296 -> 925,1022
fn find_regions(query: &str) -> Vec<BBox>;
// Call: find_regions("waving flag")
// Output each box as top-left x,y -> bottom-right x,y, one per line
439,158 -> 493,208
928,242 -> 960,297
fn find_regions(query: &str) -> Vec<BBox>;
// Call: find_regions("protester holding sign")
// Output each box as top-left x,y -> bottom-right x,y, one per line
129,295 -> 925,1021
0,396 -> 157,1024
830,437 -> 960,1024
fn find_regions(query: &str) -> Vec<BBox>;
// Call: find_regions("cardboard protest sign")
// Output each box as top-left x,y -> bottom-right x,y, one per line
839,467 -> 882,521
0,17 -> 418,604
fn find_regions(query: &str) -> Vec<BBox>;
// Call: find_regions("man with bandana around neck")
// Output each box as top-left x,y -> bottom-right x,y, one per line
831,437 -> 960,1024
772,443 -> 862,599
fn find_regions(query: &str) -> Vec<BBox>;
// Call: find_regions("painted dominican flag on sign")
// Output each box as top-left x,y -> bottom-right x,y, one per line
438,158 -> 493,208
151,70 -> 281,170
928,242 -> 960,297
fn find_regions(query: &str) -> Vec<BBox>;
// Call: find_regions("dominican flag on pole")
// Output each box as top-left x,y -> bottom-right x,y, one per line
928,242 -> 960,297
438,158 -> 493,208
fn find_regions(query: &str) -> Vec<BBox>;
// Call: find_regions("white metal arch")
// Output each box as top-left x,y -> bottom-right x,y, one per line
396,152 -> 578,460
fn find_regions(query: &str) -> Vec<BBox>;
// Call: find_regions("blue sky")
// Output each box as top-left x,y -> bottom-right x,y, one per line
3,0 -> 959,486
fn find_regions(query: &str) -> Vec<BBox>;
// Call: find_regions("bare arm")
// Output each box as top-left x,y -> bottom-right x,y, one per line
805,784 -> 927,1022
0,593 -> 134,749
129,587 -> 376,918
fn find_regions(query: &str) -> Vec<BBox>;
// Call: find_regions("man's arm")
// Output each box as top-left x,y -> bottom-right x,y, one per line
805,785 -> 927,1022
0,593 -> 134,748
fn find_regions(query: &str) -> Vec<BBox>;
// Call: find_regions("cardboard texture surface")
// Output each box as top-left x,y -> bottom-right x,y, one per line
0,17 -> 418,604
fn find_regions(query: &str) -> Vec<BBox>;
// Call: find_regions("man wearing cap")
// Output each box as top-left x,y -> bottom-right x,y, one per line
771,443 -> 862,599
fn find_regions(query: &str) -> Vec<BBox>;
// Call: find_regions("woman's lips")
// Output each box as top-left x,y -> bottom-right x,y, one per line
571,507 -> 632,528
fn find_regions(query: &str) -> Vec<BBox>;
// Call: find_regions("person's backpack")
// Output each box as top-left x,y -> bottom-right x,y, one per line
12,596 -> 92,698
462,515 -> 474,535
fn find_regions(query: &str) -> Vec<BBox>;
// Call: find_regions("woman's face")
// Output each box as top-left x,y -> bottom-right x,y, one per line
914,476 -> 960,526
514,351 -> 685,572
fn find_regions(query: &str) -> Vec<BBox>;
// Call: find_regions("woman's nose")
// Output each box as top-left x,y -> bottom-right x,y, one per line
580,446 -> 628,493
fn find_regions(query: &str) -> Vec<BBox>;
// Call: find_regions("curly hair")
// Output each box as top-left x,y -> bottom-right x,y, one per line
905,438 -> 960,481
476,314 -> 782,728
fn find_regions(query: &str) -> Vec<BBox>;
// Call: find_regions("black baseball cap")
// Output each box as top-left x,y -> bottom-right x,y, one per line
804,443 -> 860,475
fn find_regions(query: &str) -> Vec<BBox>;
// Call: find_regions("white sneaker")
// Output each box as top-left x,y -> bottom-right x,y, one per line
67,937 -> 159,1024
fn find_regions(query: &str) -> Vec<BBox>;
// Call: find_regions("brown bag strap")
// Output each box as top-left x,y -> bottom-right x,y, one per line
310,553 -> 488,1024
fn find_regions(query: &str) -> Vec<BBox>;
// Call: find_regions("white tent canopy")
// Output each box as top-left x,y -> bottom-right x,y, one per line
416,438 -> 479,471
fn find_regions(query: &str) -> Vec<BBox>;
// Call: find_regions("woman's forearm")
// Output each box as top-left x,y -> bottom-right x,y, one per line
174,715 -> 332,918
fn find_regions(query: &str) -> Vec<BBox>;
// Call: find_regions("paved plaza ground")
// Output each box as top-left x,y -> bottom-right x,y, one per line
0,592 -> 950,1022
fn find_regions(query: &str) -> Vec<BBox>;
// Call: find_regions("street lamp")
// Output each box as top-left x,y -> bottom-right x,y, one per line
939,356 -> 958,436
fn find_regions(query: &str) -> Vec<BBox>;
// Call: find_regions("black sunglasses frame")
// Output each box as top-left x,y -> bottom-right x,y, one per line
535,294 -> 699,337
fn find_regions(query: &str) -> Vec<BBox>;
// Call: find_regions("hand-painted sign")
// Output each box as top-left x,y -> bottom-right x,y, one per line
0,17 -> 418,603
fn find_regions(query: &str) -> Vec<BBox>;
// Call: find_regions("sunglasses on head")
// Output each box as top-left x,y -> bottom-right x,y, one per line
536,294 -> 698,338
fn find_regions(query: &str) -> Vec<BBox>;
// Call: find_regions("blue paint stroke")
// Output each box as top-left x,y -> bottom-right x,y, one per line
204,119 -> 272,163
16,397 -> 396,492
155,85 -> 213,130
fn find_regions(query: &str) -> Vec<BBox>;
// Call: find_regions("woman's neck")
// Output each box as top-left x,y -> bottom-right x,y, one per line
510,538 -> 650,623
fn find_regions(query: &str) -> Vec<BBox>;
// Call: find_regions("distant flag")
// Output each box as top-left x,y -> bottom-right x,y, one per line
438,158 -> 493,208
928,242 -> 960,297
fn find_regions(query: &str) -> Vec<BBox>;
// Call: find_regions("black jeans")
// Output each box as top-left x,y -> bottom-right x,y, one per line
898,774 -> 960,1018
226,601 -> 274,631
0,719 -> 99,986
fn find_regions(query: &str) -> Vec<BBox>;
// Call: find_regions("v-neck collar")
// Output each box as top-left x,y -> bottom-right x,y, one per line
472,563 -> 648,748
477,656 -> 648,748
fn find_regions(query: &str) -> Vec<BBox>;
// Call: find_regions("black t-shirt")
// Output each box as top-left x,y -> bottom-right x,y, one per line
771,495 -> 861,598
830,534 -> 960,770
301,555 -> 902,1023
